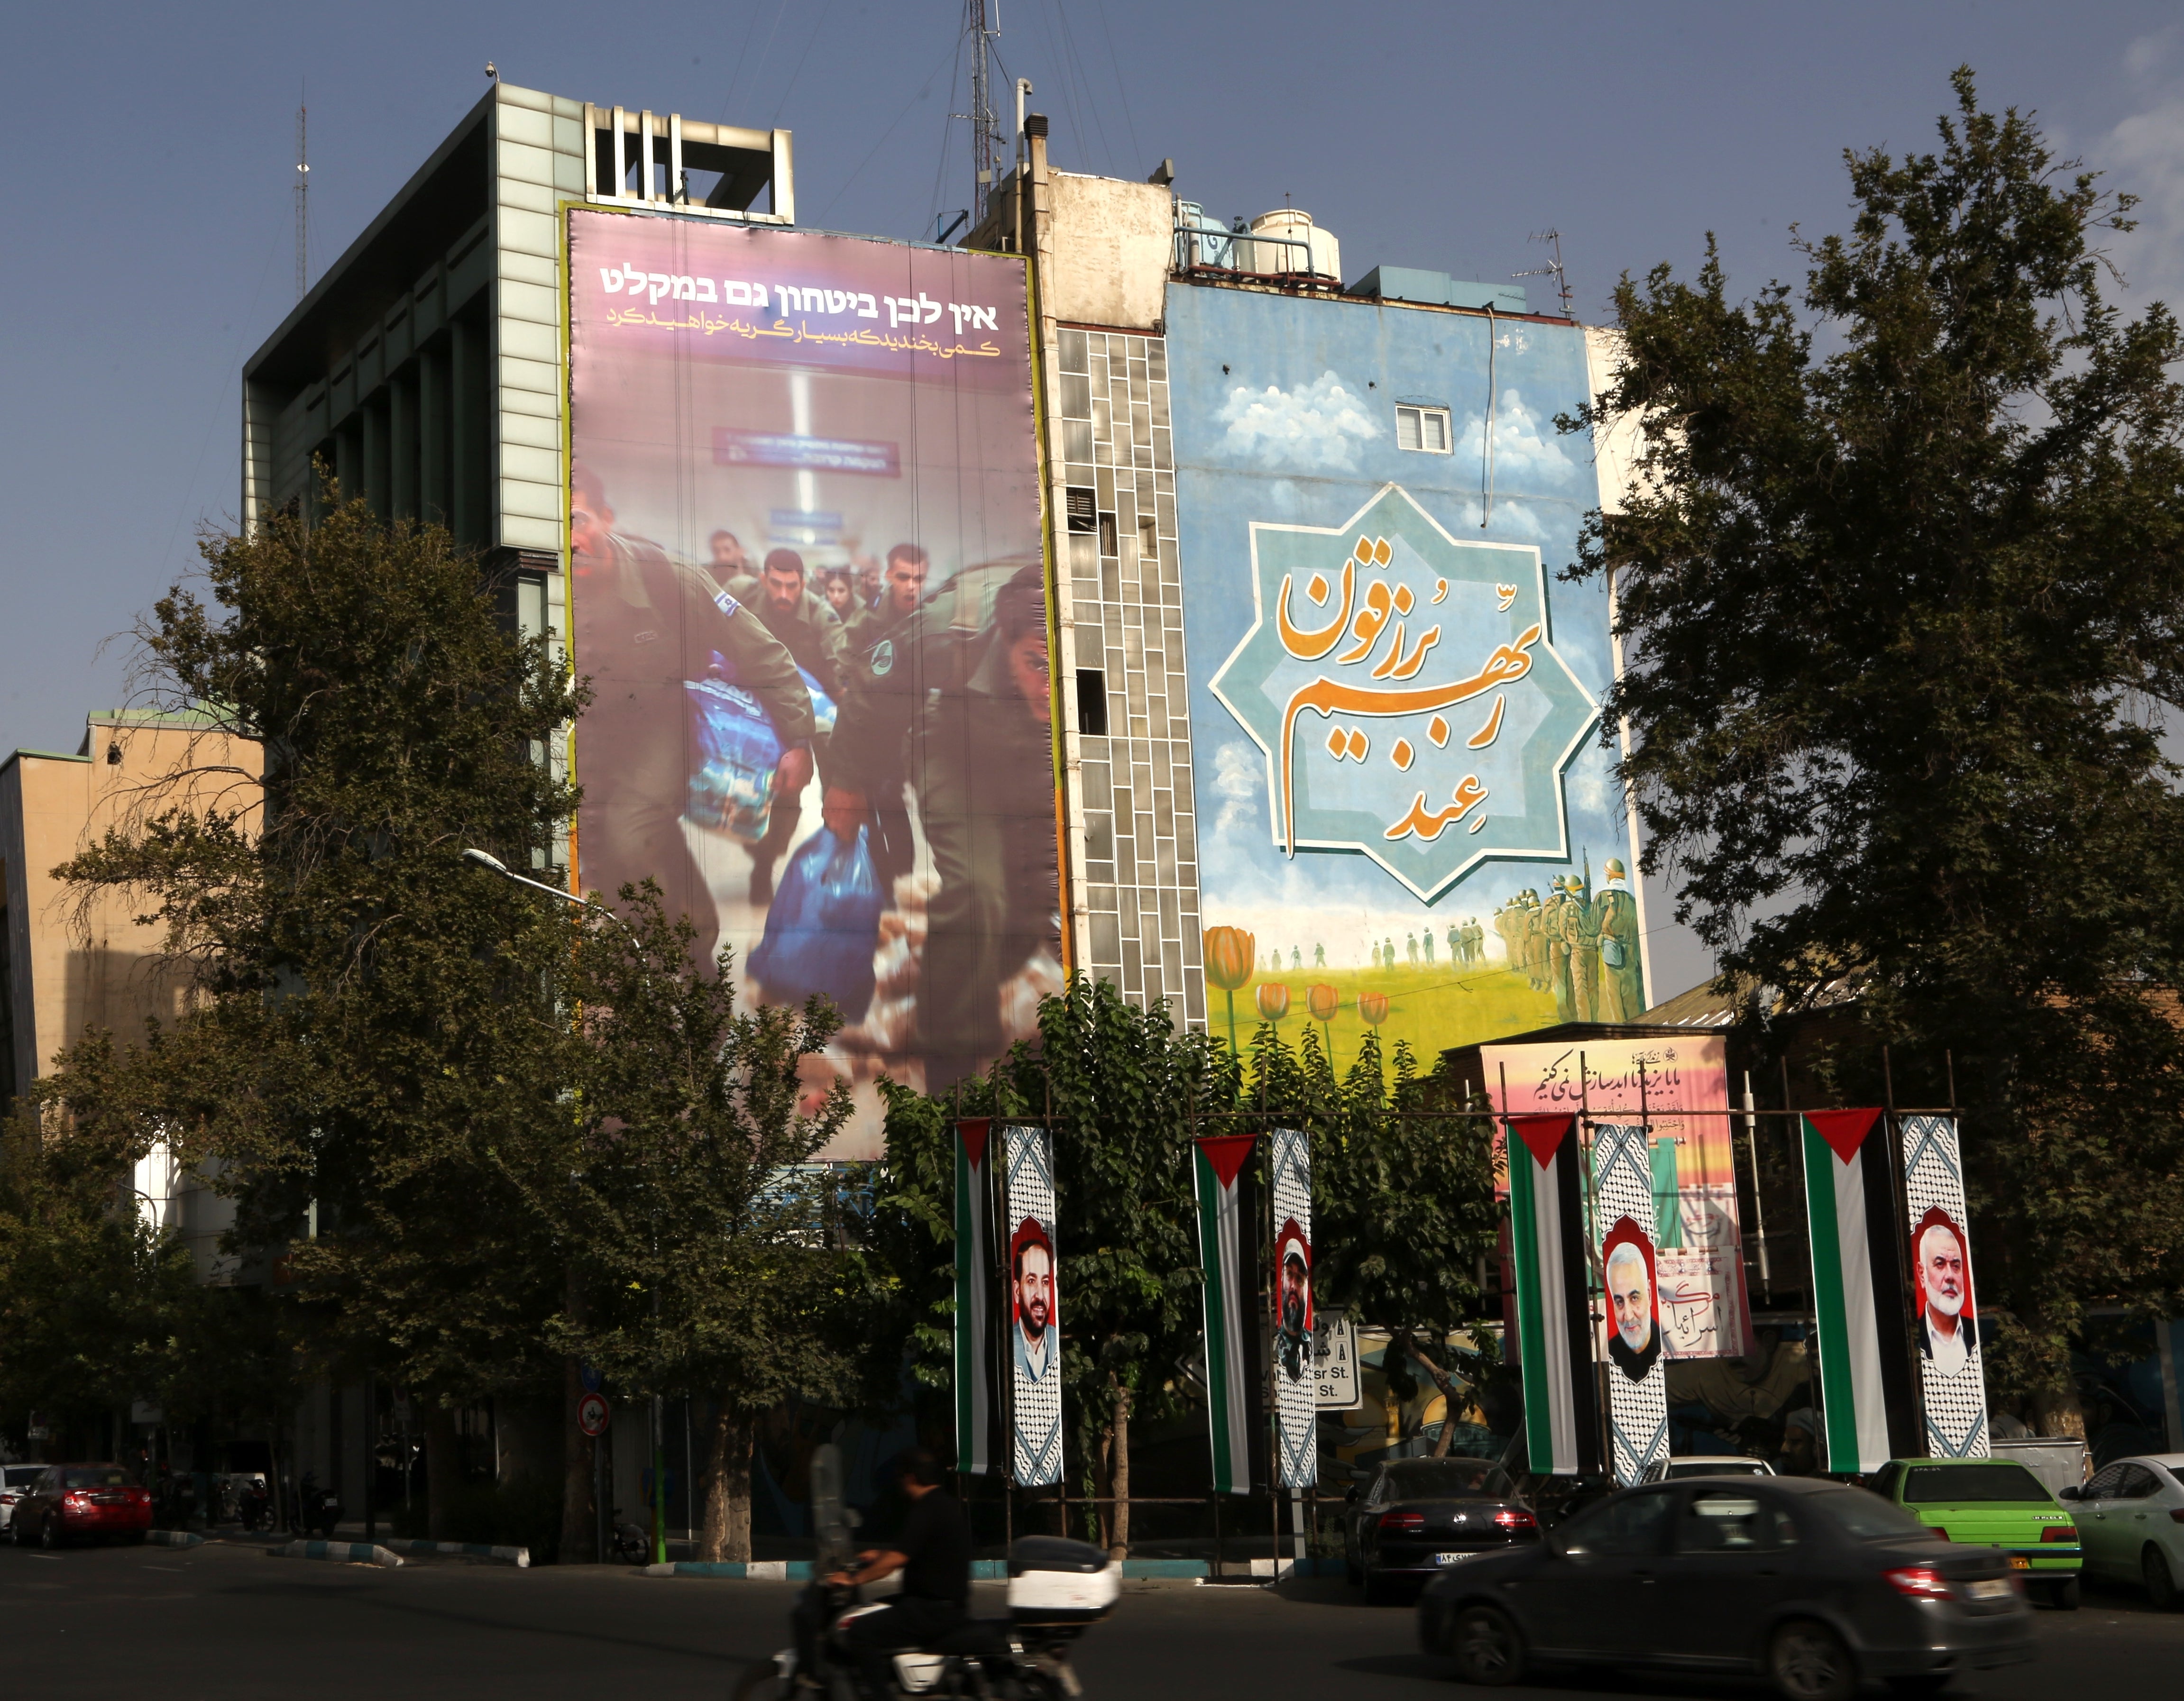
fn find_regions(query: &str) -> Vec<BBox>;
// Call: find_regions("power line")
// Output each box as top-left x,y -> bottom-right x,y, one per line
294,96 -> 310,302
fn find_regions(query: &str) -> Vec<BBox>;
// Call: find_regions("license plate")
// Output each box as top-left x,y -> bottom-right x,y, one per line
2008,1556 -> 2031,1570
1434,1552 -> 1467,1566
1965,1579 -> 2010,1600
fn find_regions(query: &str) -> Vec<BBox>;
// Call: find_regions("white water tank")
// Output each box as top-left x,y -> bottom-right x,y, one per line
1244,208 -> 1340,282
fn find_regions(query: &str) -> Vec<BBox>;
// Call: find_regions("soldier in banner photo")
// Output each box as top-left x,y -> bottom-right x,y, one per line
1913,1207 -> 1977,1376
845,542 -> 931,653
826,563 -> 1061,1093
569,465 -> 816,959
1275,1220 -> 1313,1382
1010,1217 -> 1057,1388
726,547 -> 851,906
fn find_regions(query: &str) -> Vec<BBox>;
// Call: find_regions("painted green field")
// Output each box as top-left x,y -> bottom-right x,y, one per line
1206,959 -> 1558,1078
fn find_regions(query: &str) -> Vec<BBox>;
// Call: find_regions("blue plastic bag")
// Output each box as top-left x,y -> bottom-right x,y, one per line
685,664 -> 836,844
747,825 -> 884,1022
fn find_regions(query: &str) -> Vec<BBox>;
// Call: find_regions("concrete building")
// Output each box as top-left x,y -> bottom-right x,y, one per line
0,708 -> 260,1277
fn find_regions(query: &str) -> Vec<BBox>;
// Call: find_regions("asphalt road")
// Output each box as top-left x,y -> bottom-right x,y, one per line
4,1538 -> 2180,1701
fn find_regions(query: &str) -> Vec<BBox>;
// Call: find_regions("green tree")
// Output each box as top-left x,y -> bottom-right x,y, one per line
1248,1028 -> 1500,1455
531,884 -> 860,1564
1573,71 -> 2184,1426
55,486 -> 590,1529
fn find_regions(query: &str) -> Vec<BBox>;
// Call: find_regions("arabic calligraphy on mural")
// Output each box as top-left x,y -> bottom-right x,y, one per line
1273,532 -> 1539,853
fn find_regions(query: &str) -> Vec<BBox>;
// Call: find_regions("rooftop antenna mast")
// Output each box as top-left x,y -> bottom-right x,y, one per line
1515,228 -> 1573,318
294,97 -> 310,302
962,0 -> 1003,226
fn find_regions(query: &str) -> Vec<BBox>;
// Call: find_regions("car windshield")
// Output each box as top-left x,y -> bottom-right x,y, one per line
1815,1491 -> 1932,1541
1385,1460 -> 1513,1500
4,1466 -> 46,1487
62,1468 -> 132,1490
1902,1464 -> 2046,1505
1670,1461 -> 1763,1478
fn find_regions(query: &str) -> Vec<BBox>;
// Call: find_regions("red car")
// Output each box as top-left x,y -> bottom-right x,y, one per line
9,1464 -> 152,1548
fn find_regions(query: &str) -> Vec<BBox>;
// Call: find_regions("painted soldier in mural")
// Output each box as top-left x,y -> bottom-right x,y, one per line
1595,859 -> 1643,1019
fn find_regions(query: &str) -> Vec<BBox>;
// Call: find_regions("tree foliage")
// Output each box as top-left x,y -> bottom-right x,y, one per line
1574,70 -> 2184,1415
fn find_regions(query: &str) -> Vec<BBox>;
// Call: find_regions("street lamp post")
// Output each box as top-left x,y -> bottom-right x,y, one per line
462,849 -> 668,1567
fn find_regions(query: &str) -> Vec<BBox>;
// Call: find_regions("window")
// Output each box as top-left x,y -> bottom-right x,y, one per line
2085,1464 -> 2126,1500
1814,1490 -> 1929,1542
1396,403 -> 1452,454
2116,1464 -> 2162,1500
1064,486 -> 1097,534
1902,1463 -> 2046,1505
1384,1460 -> 1515,1500
1076,670 -> 1108,737
1676,1489 -> 1793,1553
1560,1489 -> 1675,1556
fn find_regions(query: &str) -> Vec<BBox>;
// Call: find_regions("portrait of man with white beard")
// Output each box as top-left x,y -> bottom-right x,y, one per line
1913,1208 -> 1977,1376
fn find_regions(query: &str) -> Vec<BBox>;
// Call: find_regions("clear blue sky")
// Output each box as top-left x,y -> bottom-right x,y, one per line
6,1 -> 2180,994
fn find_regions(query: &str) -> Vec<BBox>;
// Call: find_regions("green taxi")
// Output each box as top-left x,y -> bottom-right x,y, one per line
1869,1457 -> 2083,1608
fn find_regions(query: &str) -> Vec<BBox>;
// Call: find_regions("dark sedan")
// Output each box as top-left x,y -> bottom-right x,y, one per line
9,1464 -> 152,1548
1341,1457 -> 1540,1601
1417,1475 -> 2033,1701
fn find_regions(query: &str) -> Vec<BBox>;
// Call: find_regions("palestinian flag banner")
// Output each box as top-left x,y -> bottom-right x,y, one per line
1193,1134 -> 1259,1496
1900,1116 -> 1989,1458
1801,1109 -> 1919,1473
1269,1127 -> 1315,1488
1505,1114 -> 1599,1478
953,1119 -> 994,1476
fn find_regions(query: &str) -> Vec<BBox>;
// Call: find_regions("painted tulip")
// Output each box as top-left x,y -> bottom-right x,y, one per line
1256,982 -> 1291,1023
1358,991 -> 1390,1026
1202,926 -> 1256,1053
1305,983 -> 1340,1023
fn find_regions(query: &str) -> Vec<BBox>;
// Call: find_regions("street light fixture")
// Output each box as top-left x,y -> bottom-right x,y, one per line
460,847 -> 667,1567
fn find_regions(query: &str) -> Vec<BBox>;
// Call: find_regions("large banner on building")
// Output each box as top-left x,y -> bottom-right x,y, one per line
1165,288 -> 1644,1070
1001,1124 -> 1063,1486
1900,1115 -> 1988,1458
1485,1035 -> 1753,1360
1800,1108 -> 1919,1474
567,209 -> 1055,1158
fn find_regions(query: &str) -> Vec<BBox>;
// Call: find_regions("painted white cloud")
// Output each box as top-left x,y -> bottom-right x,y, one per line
1217,371 -> 1384,472
1456,387 -> 1579,488
1211,738 -> 1267,835
1453,495 -> 1551,541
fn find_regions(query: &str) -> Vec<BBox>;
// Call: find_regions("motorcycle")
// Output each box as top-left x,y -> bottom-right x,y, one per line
733,1446 -> 1116,1701
610,1514 -> 652,1565
295,1473 -> 343,1539
239,1477 -> 272,1532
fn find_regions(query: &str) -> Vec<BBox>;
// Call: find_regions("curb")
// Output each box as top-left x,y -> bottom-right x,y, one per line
1245,1557 -> 1344,1579
381,1539 -> 530,1567
147,1529 -> 207,1549
279,1539 -> 404,1568
643,1557 -> 1212,1581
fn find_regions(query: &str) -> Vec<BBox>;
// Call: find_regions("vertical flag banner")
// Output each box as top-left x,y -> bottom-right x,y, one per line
1193,1134 -> 1259,1495
1900,1116 -> 1989,1458
1268,1127 -> 1316,1487
1002,1125 -> 1062,1486
1800,1108 -> 1918,1473
1504,1113 -> 1598,1477
1593,1125 -> 1669,1484
953,1119 -> 993,1476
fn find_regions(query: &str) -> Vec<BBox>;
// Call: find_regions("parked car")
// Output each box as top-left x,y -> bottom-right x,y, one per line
1868,1456 -> 2082,1609
1417,1475 -> 2033,1700
1340,1456 -> 1540,1602
1641,1455 -> 1776,1483
0,1464 -> 46,1531
9,1463 -> 153,1548
2060,1453 -> 2184,1609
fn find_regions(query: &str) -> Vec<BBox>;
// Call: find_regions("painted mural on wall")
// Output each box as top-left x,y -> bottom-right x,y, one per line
1166,285 -> 1643,1066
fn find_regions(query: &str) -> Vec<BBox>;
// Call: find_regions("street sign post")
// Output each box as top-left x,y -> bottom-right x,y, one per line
577,1391 -> 611,1438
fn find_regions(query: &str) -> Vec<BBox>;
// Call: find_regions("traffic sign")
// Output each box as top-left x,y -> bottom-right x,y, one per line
579,1364 -> 604,1394
577,1391 -> 611,1437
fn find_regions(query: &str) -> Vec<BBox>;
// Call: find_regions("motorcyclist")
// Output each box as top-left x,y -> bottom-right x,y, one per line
811,1448 -> 971,1697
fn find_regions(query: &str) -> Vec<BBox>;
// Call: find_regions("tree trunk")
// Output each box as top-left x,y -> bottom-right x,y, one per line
2029,1384 -> 2087,1440
700,1399 -> 754,1563
1395,1330 -> 1464,1457
1109,1380 -> 1132,1559
422,1401 -> 462,1541
559,1355 -> 596,1564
